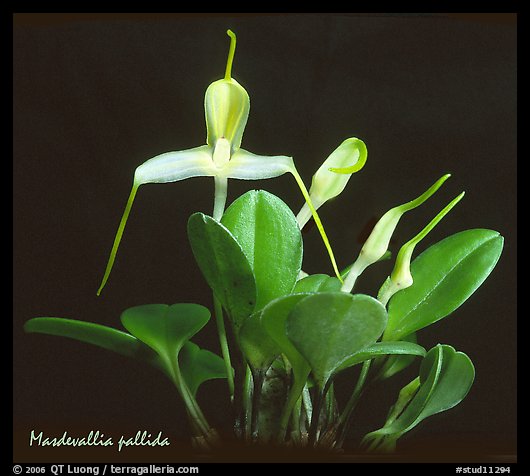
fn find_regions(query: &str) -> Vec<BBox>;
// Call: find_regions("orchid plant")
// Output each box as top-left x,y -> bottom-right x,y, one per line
25,30 -> 504,453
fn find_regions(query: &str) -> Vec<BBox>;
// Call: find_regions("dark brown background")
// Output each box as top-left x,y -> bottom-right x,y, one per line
13,13 -> 517,462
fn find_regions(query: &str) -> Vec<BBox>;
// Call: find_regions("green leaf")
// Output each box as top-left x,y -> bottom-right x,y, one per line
385,229 -> 504,341
286,292 -> 388,389
335,340 -> 426,373
260,293 -> 313,436
417,345 -> 475,420
221,190 -> 303,310
120,303 -> 210,367
260,293 -> 312,390
293,274 -> 342,293
363,344 -> 475,450
239,311 -> 281,372
179,341 -> 228,397
24,317 -> 161,369
188,212 -> 256,330
375,333 -> 419,380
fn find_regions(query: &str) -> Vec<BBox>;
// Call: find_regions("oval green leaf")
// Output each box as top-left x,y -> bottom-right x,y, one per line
293,274 -> 342,293
188,212 -> 256,330
286,292 -> 388,389
335,340 -> 426,373
24,317 -> 162,369
364,344 -> 475,448
385,229 -> 504,341
375,332 -> 419,380
221,190 -> 303,311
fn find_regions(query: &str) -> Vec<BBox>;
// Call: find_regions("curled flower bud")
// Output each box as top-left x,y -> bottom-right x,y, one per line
341,174 -> 451,293
296,137 -> 367,229
377,191 -> 465,306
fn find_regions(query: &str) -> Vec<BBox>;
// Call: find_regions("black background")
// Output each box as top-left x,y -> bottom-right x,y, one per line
13,13 -> 516,462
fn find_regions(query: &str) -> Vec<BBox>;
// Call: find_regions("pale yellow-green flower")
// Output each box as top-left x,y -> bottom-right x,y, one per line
97,30 -> 341,295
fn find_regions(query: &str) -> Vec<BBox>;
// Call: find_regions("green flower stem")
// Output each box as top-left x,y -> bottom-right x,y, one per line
336,359 -> 371,447
213,296 -> 235,401
212,174 -> 235,403
213,176 -> 228,222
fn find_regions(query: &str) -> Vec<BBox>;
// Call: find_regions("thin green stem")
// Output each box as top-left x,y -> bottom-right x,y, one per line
165,355 -> 211,437
250,369 -> 264,441
213,296 -> 235,401
277,378 -> 303,443
291,394 -> 302,442
213,176 -> 228,222
211,174 -> 236,406
308,387 -> 325,446
337,360 -> 371,447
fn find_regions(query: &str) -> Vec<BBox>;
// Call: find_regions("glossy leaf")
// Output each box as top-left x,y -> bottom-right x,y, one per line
260,293 -> 313,436
188,212 -> 256,330
385,229 -> 504,341
375,333 -> 419,380
179,341 -> 228,397
260,293 -> 312,390
363,345 -> 475,450
293,274 -> 342,293
24,317 -> 162,369
221,190 -> 303,310
286,292 -> 388,389
239,311 -> 281,372
120,303 -> 210,365
335,340 -> 426,373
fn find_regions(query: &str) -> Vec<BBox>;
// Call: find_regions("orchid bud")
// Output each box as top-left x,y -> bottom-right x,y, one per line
341,174 -> 451,293
205,30 -> 250,153
377,191 -> 465,306
296,138 -> 367,229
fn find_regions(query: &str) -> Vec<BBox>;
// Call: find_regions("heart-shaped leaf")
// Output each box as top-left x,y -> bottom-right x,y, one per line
120,303 -> 210,368
179,341 -> 228,397
385,229 -> 503,341
221,190 -> 303,311
293,274 -> 342,293
188,212 -> 256,330
239,311 -> 281,372
24,317 -> 162,370
363,344 -> 475,450
286,292 -> 388,389
335,340 -> 426,373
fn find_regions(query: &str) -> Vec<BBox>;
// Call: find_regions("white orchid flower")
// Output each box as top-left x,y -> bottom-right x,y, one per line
97,30 -> 340,295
